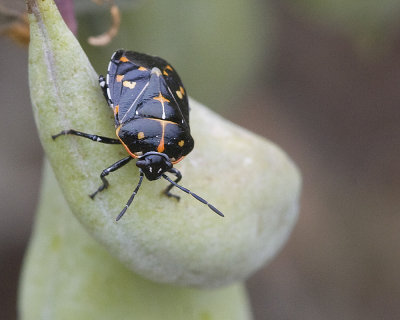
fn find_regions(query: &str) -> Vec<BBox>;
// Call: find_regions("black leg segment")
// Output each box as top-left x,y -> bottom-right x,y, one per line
162,174 -> 224,217
116,171 -> 145,221
163,168 -> 182,201
90,156 -> 132,199
52,129 -> 121,144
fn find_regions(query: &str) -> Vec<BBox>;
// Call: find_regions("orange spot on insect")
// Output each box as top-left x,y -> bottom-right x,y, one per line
157,122 -> 166,153
138,66 -> 147,71
146,118 -> 177,125
138,132 -> 145,140
114,105 -> 119,115
116,75 -> 124,82
178,140 -> 185,147
153,93 -> 170,104
157,141 -> 165,152
123,81 -> 136,89
163,65 -> 173,76
119,56 -> 129,62
176,86 -> 185,99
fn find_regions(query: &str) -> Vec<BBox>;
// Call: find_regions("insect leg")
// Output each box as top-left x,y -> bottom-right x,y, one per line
90,156 -> 132,199
163,168 -> 182,201
162,174 -> 224,217
52,129 -> 121,144
116,171 -> 145,221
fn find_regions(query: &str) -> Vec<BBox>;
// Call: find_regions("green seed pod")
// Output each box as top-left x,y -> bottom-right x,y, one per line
19,161 -> 253,320
26,0 -> 300,294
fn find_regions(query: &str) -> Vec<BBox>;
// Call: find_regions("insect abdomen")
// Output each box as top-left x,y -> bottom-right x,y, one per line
117,118 -> 194,162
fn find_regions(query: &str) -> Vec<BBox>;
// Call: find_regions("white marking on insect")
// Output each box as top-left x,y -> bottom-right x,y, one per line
99,80 -> 105,87
167,85 -> 187,127
121,81 -> 150,123
157,168 -> 162,173
159,94 -> 166,119
151,67 -> 162,77
107,88 -> 111,100
149,167 -> 153,173
151,67 -> 167,119
96,137 -> 101,142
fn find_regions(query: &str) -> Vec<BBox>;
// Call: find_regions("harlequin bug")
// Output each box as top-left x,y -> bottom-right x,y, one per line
52,50 -> 223,221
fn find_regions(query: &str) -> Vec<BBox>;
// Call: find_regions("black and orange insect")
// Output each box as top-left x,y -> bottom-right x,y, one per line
52,50 -> 223,221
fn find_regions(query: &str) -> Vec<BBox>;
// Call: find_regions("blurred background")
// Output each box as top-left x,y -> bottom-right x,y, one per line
1,0 -> 399,319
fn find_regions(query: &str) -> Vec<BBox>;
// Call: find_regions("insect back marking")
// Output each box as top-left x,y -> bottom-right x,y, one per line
176,86 -> 185,99
153,93 -> 170,104
114,105 -> 119,116
158,123 -> 165,152
163,65 -> 173,76
153,93 -> 170,120
123,81 -> 136,89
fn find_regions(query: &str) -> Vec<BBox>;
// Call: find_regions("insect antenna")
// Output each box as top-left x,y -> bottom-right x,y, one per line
162,174 -> 224,217
116,171 -> 145,221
